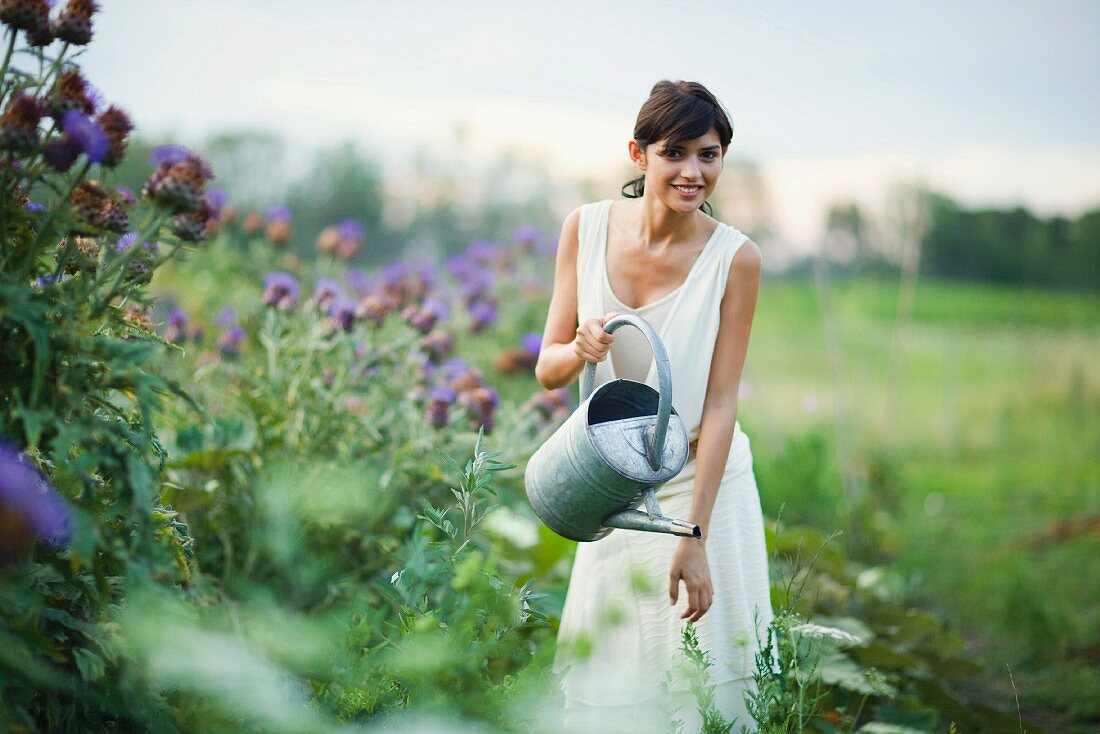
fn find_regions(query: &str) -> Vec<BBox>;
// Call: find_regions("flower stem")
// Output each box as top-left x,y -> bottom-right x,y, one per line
19,158 -> 92,279
0,28 -> 17,107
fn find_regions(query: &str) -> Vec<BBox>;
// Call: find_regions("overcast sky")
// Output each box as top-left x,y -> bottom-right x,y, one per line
81,0 -> 1100,251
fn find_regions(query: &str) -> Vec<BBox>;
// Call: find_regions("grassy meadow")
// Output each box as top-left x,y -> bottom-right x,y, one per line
743,276 -> 1100,728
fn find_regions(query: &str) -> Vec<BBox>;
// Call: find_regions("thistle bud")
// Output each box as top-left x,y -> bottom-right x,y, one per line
0,94 -> 44,155
355,294 -> 390,328
51,0 -> 98,45
95,105 -> 133,167
142,146 -> 213,213
0,0 -> 50,34
418,329 -> 454,364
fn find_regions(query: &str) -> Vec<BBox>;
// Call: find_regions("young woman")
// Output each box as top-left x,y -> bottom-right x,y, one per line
535,80 -> 773,732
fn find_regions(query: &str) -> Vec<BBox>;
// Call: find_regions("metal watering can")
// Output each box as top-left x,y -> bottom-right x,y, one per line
524,314 -> 700,542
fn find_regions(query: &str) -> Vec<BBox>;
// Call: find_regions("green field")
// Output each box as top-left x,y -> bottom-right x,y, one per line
743,276 -> 1100,729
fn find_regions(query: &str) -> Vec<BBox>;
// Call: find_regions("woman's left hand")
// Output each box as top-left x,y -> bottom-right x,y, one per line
669,537 -> 712,622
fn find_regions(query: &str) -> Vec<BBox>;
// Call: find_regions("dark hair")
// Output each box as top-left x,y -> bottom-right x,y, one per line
621,80 -> 733,216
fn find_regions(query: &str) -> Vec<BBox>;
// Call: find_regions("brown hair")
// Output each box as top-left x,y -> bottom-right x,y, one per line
621,80 -> 734,216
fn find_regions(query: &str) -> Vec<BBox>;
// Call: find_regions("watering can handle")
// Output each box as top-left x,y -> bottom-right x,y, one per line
579,314 -> 672,472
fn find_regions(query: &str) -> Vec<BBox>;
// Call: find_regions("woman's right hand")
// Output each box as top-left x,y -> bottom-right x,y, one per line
573,311 -> 621,364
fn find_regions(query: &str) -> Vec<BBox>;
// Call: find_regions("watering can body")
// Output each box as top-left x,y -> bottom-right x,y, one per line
524,314 -> 699,542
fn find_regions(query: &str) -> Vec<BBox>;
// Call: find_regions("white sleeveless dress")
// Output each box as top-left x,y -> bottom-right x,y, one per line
554,200 -> 774,732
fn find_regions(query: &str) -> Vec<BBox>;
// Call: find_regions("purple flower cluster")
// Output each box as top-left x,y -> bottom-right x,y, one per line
415,358 -> 501,434
217,326 -> 245,359
316,218 -> 365,259
492,332 -> 542,374
403,296 -> 450,335
142,145 -> 214,214
262,271 -> 300,310
164,308 -> 203,344
523,388 -> 575,428
264,204 -> 292,245
0,443 -> 71,562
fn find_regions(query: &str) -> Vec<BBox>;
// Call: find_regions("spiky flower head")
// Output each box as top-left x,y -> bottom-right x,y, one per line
169,198 -> 217,242
521,332 -> 542,357
95,105 -> 133,167
142,146 -> 213,213
62,109 -> 108,163
51,0 -> 97,45
261,271 -> 300,310
43,137 -> 79,172
328,294 -> 357,333
164,308 -> 189,344
315,226 -> 340,255
311,277 -> 341,311
264,204 -> 292,245
47,67 -> 95,119
418,329 -> 454,364
335,218 -> 365,259
0,442 -> 71,562
467,299 -> 498,334
0,94 -> 44,155
354,294 -> 389,328
515,224 -> 539,249
217,326 -> 245,359
70,179 -> 127,232
0,0 -> 51,33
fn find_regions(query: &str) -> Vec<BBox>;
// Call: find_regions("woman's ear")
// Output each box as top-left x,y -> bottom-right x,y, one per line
628,140 -> 646,171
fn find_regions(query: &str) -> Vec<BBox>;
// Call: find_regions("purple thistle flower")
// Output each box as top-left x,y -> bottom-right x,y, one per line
24,201 -> 46,214
62,109 -> 108,163
266,204 -> 291,224
164,308 -> 189,344
515,224 -> 539,244
311,277 -> 342,310
379,260 -> 409,285
115,185 -> 135,204
328,294 -> 357,333
425,400 -> 450,429
262,271 -> 300,309
168,309 -> 188,328
336,218 -> 364,244
468,299 -> 498,333
214,305 -> 237,327
444,253 -> 473,278
42,137 -> 81,172
34,273 -> 71,287
116,232 -> 138,252
149,144 -> 190,167
0,443 -> 72,556
217,325 -> 245,359
467,239 -> 500,265
422,296 -> 449,321
521,332 -> 542,357
429,384 -> 457,406
440,358 -> 469,381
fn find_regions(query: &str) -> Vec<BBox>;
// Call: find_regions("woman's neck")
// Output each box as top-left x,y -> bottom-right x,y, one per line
628,195 -> 708,251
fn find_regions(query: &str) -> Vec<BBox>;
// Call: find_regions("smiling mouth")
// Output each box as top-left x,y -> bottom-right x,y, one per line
673,185 -> 702,194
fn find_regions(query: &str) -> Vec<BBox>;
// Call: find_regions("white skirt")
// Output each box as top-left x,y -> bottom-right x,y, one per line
553,428 -> 773,728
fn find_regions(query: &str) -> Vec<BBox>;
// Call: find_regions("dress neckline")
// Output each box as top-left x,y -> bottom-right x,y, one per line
600,200 -> 725,311
598,199 -> 726,384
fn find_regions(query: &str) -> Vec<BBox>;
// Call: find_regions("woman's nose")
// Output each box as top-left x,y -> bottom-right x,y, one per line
682,157 -> 702,179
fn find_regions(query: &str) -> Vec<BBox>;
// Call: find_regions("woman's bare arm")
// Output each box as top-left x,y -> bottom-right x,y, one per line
688,239 -> 762,539
669,238 -> 762,622
535,207 -> 624,390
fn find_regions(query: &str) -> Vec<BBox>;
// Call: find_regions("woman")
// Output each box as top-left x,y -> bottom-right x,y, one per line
534,80 -> 773,732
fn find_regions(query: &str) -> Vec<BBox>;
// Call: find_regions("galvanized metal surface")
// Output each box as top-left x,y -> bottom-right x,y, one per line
525,314 -> 701,542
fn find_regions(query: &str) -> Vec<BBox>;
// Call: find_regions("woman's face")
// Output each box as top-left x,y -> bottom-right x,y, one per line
632,127 -> 725,215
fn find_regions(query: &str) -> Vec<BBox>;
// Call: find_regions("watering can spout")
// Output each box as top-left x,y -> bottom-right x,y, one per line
603,508 -> 701,539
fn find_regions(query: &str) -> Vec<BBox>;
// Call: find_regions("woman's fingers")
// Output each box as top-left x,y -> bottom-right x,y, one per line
669,572 -> 680,606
